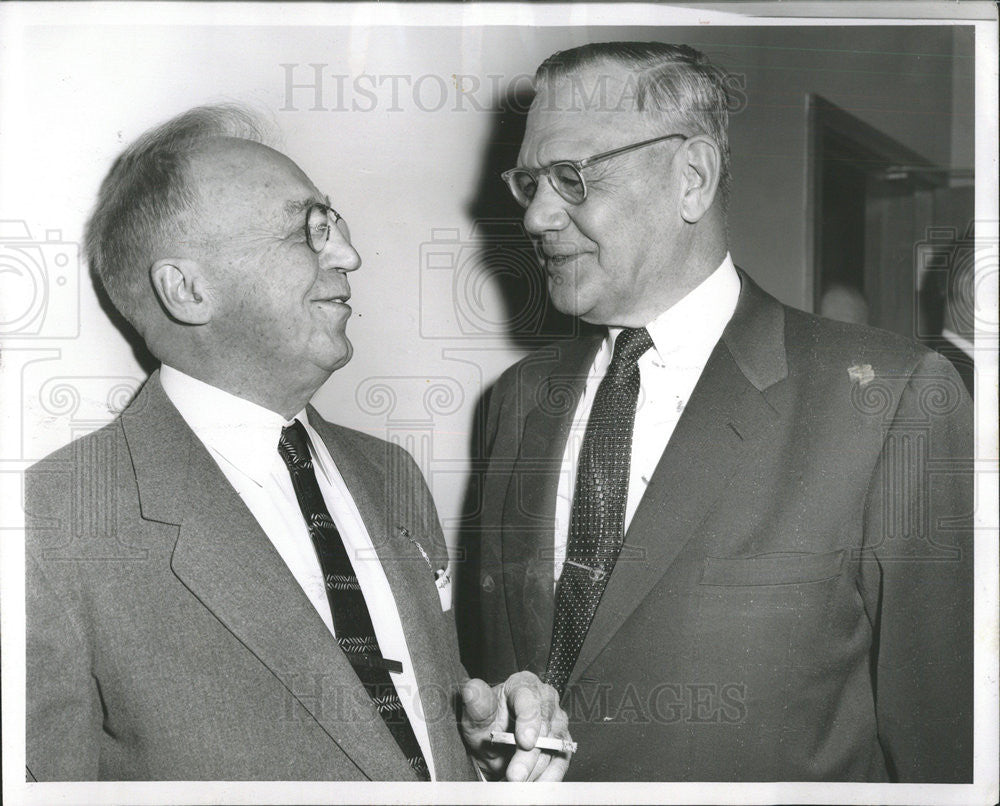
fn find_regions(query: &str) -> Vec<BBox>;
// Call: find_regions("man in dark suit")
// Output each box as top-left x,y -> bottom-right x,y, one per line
474,42 -> 973,781
26,105 -> 569,782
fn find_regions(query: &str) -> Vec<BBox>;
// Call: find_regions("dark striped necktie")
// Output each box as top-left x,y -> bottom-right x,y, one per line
278,419 -> 429,780
545,326 -> 654,696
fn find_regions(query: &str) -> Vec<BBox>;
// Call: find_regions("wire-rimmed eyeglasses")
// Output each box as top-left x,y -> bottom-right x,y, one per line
500,133 -> 689,207
304,202 -> 350,254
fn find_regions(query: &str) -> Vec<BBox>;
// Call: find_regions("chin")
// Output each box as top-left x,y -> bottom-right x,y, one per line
548,278 -> 598,320
317,335 -> 353,374
329,345 -> 353,372
547,276 -> 578,315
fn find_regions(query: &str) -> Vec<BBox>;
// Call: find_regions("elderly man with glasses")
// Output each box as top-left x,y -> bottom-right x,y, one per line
24,105 -> 570,782
474,41 -> 973,782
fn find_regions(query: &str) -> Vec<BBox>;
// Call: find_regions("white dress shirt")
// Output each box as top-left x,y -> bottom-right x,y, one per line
160,365 -> 437,778
553,255 -> 741,585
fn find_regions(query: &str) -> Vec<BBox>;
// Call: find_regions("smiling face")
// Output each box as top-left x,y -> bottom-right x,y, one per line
185,139 -> 361,410
518,63 -> 701,327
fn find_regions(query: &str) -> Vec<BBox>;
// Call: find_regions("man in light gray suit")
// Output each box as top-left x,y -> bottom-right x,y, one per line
25,105 -> 568,782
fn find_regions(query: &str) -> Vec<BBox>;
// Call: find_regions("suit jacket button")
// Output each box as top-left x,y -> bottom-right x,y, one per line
481,574 -> 495,593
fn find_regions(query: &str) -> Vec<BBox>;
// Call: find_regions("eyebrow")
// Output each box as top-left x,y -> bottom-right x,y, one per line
534,138 -> 606,168
282,194 -> 332,221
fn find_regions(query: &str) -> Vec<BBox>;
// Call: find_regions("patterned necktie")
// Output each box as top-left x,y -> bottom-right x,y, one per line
278,420 -> 429,780
545,326 -> 654,696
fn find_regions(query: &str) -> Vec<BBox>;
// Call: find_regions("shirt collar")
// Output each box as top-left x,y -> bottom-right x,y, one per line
608,252 -> 741,360
159,364 -> 308,488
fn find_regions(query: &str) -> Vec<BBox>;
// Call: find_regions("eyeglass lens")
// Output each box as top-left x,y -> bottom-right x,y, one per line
306,204 -> 348,252
508,163 -> 586,207
550,164 -> 585,202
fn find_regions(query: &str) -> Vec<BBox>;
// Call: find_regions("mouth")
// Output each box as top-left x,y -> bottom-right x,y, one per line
312,293 -> 352,315
538,239 -> 588,265
542,250 -> 585,270
313,292 -> 351,304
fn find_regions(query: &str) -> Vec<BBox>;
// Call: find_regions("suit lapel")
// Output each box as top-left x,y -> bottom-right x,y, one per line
308,412 -> 473,781
567,344 -> 780,687
502,339 -> 599,673
122,374 -> 416,781
566,272 -> 789,688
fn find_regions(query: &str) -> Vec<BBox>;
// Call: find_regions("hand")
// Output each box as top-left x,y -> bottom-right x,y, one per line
459,671 -> 571,782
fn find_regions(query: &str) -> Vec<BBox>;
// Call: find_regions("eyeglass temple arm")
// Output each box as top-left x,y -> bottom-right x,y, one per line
577,133 -> 689,169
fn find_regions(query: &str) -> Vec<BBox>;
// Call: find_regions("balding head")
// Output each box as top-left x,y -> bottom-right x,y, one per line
533,42 -> 736,212
87,106 -> 362,416
85,105 -> 272,337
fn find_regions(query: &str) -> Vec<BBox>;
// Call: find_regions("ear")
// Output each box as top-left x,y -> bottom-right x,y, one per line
678,136 -> 722,223
150,258 -> 212,325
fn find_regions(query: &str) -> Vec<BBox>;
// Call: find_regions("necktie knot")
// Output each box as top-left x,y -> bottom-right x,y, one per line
608,327 -> 654,379
278,420 -> 313,470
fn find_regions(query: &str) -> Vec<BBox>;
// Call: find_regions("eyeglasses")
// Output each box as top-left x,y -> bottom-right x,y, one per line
501,133 -> 689,207
304,202 -> 350,254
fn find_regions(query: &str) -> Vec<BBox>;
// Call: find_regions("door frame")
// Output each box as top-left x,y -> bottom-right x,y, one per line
805,94 -> 946,316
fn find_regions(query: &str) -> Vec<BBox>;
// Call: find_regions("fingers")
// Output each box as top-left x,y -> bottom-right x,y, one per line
460,678 -> 502,774
506,716 -> 549,781
502,673 -> 571,782
521,693 -> 572,782
508,678 -> 546,750
506,732 -> 571,782
460,677 -> 499,732
522,723 -> 552,781
536,752 -> 571,782
535,702 -> 572,782
462,671 -> 574,782
504,744 -> 536,781
460,678 -> 506,777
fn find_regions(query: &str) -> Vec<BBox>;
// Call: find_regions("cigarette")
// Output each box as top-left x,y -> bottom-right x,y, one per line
489,730 -> 577,754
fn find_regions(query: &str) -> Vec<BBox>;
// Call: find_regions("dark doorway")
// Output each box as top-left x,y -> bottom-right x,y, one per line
807,95 -> 973,343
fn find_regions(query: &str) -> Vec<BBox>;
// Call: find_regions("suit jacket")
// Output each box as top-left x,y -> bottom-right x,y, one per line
26,371 -> 477,781
475,271 -> 973,782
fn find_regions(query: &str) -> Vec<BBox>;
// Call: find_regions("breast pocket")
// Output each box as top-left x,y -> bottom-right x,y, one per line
699,550 -> 845,587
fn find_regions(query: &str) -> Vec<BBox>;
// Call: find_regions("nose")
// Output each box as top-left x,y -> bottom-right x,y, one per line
522,178 -> 571,237
321,218 -> 362,273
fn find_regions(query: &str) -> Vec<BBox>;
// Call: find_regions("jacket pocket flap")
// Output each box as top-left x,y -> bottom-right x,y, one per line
700,550 -> 845,587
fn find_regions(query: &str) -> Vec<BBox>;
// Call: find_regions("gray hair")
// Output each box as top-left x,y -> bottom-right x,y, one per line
534,42 -> 736,211
85,104 -> 272,333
